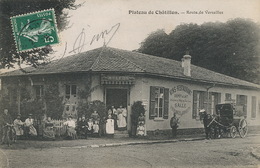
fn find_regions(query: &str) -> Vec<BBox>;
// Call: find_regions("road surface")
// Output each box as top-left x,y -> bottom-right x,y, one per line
0,135 -> 259,168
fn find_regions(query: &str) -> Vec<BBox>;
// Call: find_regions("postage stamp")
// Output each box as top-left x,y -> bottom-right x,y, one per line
11,9 -> 59,52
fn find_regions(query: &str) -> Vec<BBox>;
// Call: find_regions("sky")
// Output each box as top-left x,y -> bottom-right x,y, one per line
51,0 -> 260,59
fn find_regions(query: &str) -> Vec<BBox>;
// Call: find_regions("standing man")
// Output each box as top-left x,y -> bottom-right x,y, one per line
1,109 -> 13,143
199,109 -> 211,139
170,113 -> 179,138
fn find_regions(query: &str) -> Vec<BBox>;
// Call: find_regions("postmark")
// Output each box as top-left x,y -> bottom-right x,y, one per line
11,9 -> 59,52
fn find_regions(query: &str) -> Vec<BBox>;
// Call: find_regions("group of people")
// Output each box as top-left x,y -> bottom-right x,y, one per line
0,105 -> 148,143
75,106 -> 128,139
74,111 -> 101,139
107,105 -> 127,131
0,109 -> 47,144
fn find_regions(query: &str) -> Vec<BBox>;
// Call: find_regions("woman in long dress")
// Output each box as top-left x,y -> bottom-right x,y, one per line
106,115 -> 114,137
43,117 -> 55,140
24,114 -> 37,137
117,106 -> 127,130
63,116 -> 77,139
13,115 -> 24,137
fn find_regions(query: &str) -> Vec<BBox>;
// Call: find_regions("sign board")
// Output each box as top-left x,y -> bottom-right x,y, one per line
170,85 -> 192,116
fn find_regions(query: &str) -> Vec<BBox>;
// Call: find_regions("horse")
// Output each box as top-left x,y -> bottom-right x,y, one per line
199,111 -> 221,139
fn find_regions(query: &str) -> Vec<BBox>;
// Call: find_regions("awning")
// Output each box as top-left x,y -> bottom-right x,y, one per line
101,75 -> 135,85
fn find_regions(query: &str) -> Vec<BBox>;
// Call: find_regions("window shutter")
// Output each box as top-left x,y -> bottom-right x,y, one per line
217,93 -> 221,103
192,91 -> 198,119
208,92 -> 212,114
251,96 -> 256,118
202,91 -> 207,110
163,88 -> 169,119
236,95 -> 240,105
149,86 -> 156,119
243,96 -> 247,117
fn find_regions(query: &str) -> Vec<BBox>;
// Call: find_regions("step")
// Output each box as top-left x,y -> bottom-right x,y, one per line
114,130 -> 129,138
114,130 -> 128,134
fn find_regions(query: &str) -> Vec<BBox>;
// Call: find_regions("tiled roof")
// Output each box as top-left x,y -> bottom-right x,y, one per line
0,47 -> 259,89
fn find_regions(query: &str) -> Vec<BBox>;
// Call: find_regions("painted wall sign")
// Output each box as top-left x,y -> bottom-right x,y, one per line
170,85 -> 192,116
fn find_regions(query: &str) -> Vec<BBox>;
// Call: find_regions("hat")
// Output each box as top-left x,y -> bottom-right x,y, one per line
28,113 -> 32,116
17,114 -> 21,116
199,109 -> 206,113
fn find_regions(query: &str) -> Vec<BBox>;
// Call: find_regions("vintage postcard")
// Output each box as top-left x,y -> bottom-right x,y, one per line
0,0 -> 259,168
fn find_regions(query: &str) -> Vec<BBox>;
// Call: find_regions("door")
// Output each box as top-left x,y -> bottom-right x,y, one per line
106,88 -> 127,109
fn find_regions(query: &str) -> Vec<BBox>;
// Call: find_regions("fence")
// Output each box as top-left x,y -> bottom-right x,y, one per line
52,120 -> 67,137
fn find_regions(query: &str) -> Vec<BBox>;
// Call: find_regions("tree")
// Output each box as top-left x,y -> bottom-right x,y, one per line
138,19 -> 260,84
138,29 -> 171,58
0,0 -> 80,69
130,101 -> 145,137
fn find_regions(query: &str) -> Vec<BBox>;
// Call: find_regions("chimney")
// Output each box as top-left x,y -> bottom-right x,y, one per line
182,54 -> 191,76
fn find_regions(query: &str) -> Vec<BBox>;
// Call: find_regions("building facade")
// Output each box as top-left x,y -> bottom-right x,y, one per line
0,47 -> 259,135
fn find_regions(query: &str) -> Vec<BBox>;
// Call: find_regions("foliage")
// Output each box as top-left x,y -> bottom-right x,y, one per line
138,18 -> 260,84
20,99 -> 45,121
77,100 -> 107,119
0,80 -> 64,120
43,83 -> 64,120
0,0 -> 80,68
131,101 -> 145,125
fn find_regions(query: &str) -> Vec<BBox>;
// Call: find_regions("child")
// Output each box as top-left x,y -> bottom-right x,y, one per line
87,118 -> 94,136
137,121 -> 145,136
93,120 -> 99,137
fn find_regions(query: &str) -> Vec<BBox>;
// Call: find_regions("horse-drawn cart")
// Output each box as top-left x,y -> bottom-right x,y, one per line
200,103 -> 248,139
215,103 -> 248,138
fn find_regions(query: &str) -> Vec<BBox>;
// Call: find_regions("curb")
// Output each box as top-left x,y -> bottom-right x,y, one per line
60,137 -> 205,149
251,147 -> 260,160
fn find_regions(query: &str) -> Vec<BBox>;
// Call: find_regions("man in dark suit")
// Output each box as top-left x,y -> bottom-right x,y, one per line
78,116 -> 88,139
170,113 -> 179,138
1,109 -> 13,143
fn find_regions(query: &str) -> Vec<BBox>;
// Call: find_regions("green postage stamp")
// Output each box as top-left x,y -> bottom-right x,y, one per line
11,9 -> 59,52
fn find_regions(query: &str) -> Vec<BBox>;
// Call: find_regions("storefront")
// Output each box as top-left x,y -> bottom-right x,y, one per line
0,46 -> 259,136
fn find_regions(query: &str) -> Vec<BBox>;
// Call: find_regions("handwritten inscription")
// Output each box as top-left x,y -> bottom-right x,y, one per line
69,23 -> 120,54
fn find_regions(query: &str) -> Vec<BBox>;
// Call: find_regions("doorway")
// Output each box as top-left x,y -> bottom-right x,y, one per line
106,88 -> 128,109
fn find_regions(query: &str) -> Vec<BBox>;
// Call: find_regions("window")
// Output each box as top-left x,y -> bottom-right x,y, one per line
34,85 -> 44,99
192,91 -> 221,118
225,93 -> 231,102
149,86 -> 169,119
251,96 -> 256,119
65,85 -> 77,99
209,92 -> 221,115
236,95 -> 247,117
193,91 -> 207,118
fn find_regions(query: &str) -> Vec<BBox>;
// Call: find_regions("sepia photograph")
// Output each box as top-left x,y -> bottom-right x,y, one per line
0,0 -> 260,167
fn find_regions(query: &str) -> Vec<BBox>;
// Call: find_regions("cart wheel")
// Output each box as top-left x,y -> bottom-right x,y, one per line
238,119 -> 248,138
230,126 -> 237,138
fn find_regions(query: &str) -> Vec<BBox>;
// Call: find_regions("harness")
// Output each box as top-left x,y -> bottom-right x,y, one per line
207,117 -> 229,128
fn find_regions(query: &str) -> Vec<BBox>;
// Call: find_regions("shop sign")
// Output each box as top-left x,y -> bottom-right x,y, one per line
170,85 -> 192,115
101,74 -> 135,85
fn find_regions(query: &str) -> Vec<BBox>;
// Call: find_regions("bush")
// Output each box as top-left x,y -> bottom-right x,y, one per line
77,100 -> 106,119
131,101 -> 145,126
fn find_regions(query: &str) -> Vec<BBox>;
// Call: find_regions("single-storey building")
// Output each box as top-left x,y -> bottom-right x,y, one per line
0,47 -> 259,136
